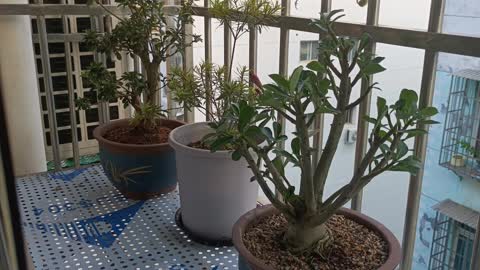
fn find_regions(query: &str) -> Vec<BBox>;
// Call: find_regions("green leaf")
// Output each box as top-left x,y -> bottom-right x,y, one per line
372,56 -> 385,64
306,61 -> 325,73
273,149 -> 299,166
380,144 -> 391,155
238,102 -> 256,131
376,97 -> 387,118
402,128 -> 428,139
245,126 -> 266,145
272,156 -> 285,177
396,140 -> 409,159
231,150 -> 242,161
75,97 -> 92,110
260,93 -> 284,108
289,66 -> 304,92
418,119 -> 440,125
261,127 -> 274,141
358,33 -> 371,51
231,103 -> 240,115
363,62 -> 386,75
419,107 -> 438,118
210,135 -> 233,152
396,89 -> 419,119
273,121 -> 282,137
269,74 -> 290,91
291,138 -> 300,157
317,79 -> 330,95
263,83 -> 288,96
376,130 -> 391,141
327,9 -> 344,20
399,89 -> 418,105
389,156 -> 422,175
364,116 -> 377,124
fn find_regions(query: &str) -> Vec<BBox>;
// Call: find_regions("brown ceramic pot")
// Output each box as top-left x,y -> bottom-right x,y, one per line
233,204 -> 401,270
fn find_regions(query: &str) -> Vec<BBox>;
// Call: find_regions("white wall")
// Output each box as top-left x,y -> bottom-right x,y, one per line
0,0 -> 47,175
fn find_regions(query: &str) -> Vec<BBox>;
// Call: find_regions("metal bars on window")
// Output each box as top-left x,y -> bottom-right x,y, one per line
36,8 -> 62,171
310,0 -> 330,171
402,1 -> 446,269
181,0 -> 194,123
276,0 -> 290,164
61,0 -> 80,168
89,14 -> 110,125
471,217 -> 480,270
203,0 -> 213,121
428,213 -> 476,270
350,0 -> 379,211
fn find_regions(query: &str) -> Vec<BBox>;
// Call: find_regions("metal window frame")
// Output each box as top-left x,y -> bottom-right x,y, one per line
299,40 -> 319,62
31,4 -> 127,168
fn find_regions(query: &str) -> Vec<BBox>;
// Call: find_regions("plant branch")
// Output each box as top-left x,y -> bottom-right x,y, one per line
241,147 -> 295,220
345,82 -> 376,110
94,0 -> 125,22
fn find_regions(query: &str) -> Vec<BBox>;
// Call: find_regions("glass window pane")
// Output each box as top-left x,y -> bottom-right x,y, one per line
379,0 -> 431,30
362,44 -> 425,243
331,0 -> 368,24
444,1 -> 480,36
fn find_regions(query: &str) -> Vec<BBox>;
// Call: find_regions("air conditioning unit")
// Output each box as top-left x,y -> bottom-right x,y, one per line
345,128 -> 357,144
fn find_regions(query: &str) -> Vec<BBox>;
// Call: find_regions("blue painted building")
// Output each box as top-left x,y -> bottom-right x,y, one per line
413,1 -> 480,269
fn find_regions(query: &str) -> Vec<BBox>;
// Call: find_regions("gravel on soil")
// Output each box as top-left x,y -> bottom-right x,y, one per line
243,213 -> 389,270
104,126 -> 172,144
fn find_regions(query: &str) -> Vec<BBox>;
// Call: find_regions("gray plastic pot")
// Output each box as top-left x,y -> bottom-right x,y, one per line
169,122 -> 259,243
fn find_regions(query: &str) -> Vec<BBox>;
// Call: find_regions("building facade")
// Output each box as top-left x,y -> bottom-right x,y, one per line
413,1 -> 480,269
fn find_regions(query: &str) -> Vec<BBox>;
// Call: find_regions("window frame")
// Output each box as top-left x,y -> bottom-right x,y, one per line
299,40 -> 319,62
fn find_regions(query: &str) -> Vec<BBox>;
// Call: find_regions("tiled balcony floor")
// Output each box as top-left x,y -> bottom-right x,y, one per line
16,165 -> 237,270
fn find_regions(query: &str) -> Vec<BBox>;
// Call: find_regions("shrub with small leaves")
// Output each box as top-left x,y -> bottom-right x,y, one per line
168,0 -> 280,148
76,0 -> 201,129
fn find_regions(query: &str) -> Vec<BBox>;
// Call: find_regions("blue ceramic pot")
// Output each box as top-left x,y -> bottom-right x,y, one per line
94,119 -> 184,200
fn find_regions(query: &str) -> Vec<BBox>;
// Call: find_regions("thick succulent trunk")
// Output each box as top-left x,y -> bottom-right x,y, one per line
284,221 -> 333,258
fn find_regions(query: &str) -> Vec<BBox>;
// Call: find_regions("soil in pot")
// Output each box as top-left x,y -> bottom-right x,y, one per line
104,126 -> 172,144
244,213 -> 388,270
188,140 -> 209,149
187,140 -> 235,150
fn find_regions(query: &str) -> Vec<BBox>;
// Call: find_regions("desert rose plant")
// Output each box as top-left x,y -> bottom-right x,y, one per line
168,0 -> 280,127
76,0 -> 201,132
209,11 -> 439,255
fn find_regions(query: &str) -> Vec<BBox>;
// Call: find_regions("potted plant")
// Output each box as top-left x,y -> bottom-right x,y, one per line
209,11 -> 439,269
458,140 -> 480,167
167,0 -> 280,243
76,0 -> 200,200
450,154 -> 466,167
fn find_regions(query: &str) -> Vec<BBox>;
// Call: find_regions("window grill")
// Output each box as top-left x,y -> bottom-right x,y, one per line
429,200 -> 479,270
30,0 -> 127,162
439,69 -> 480,180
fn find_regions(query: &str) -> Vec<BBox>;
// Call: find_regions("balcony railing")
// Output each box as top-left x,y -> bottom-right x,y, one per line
1,0 -> 480,269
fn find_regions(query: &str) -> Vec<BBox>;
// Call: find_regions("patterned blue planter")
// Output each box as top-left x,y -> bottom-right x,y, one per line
94,119 -> 184,200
